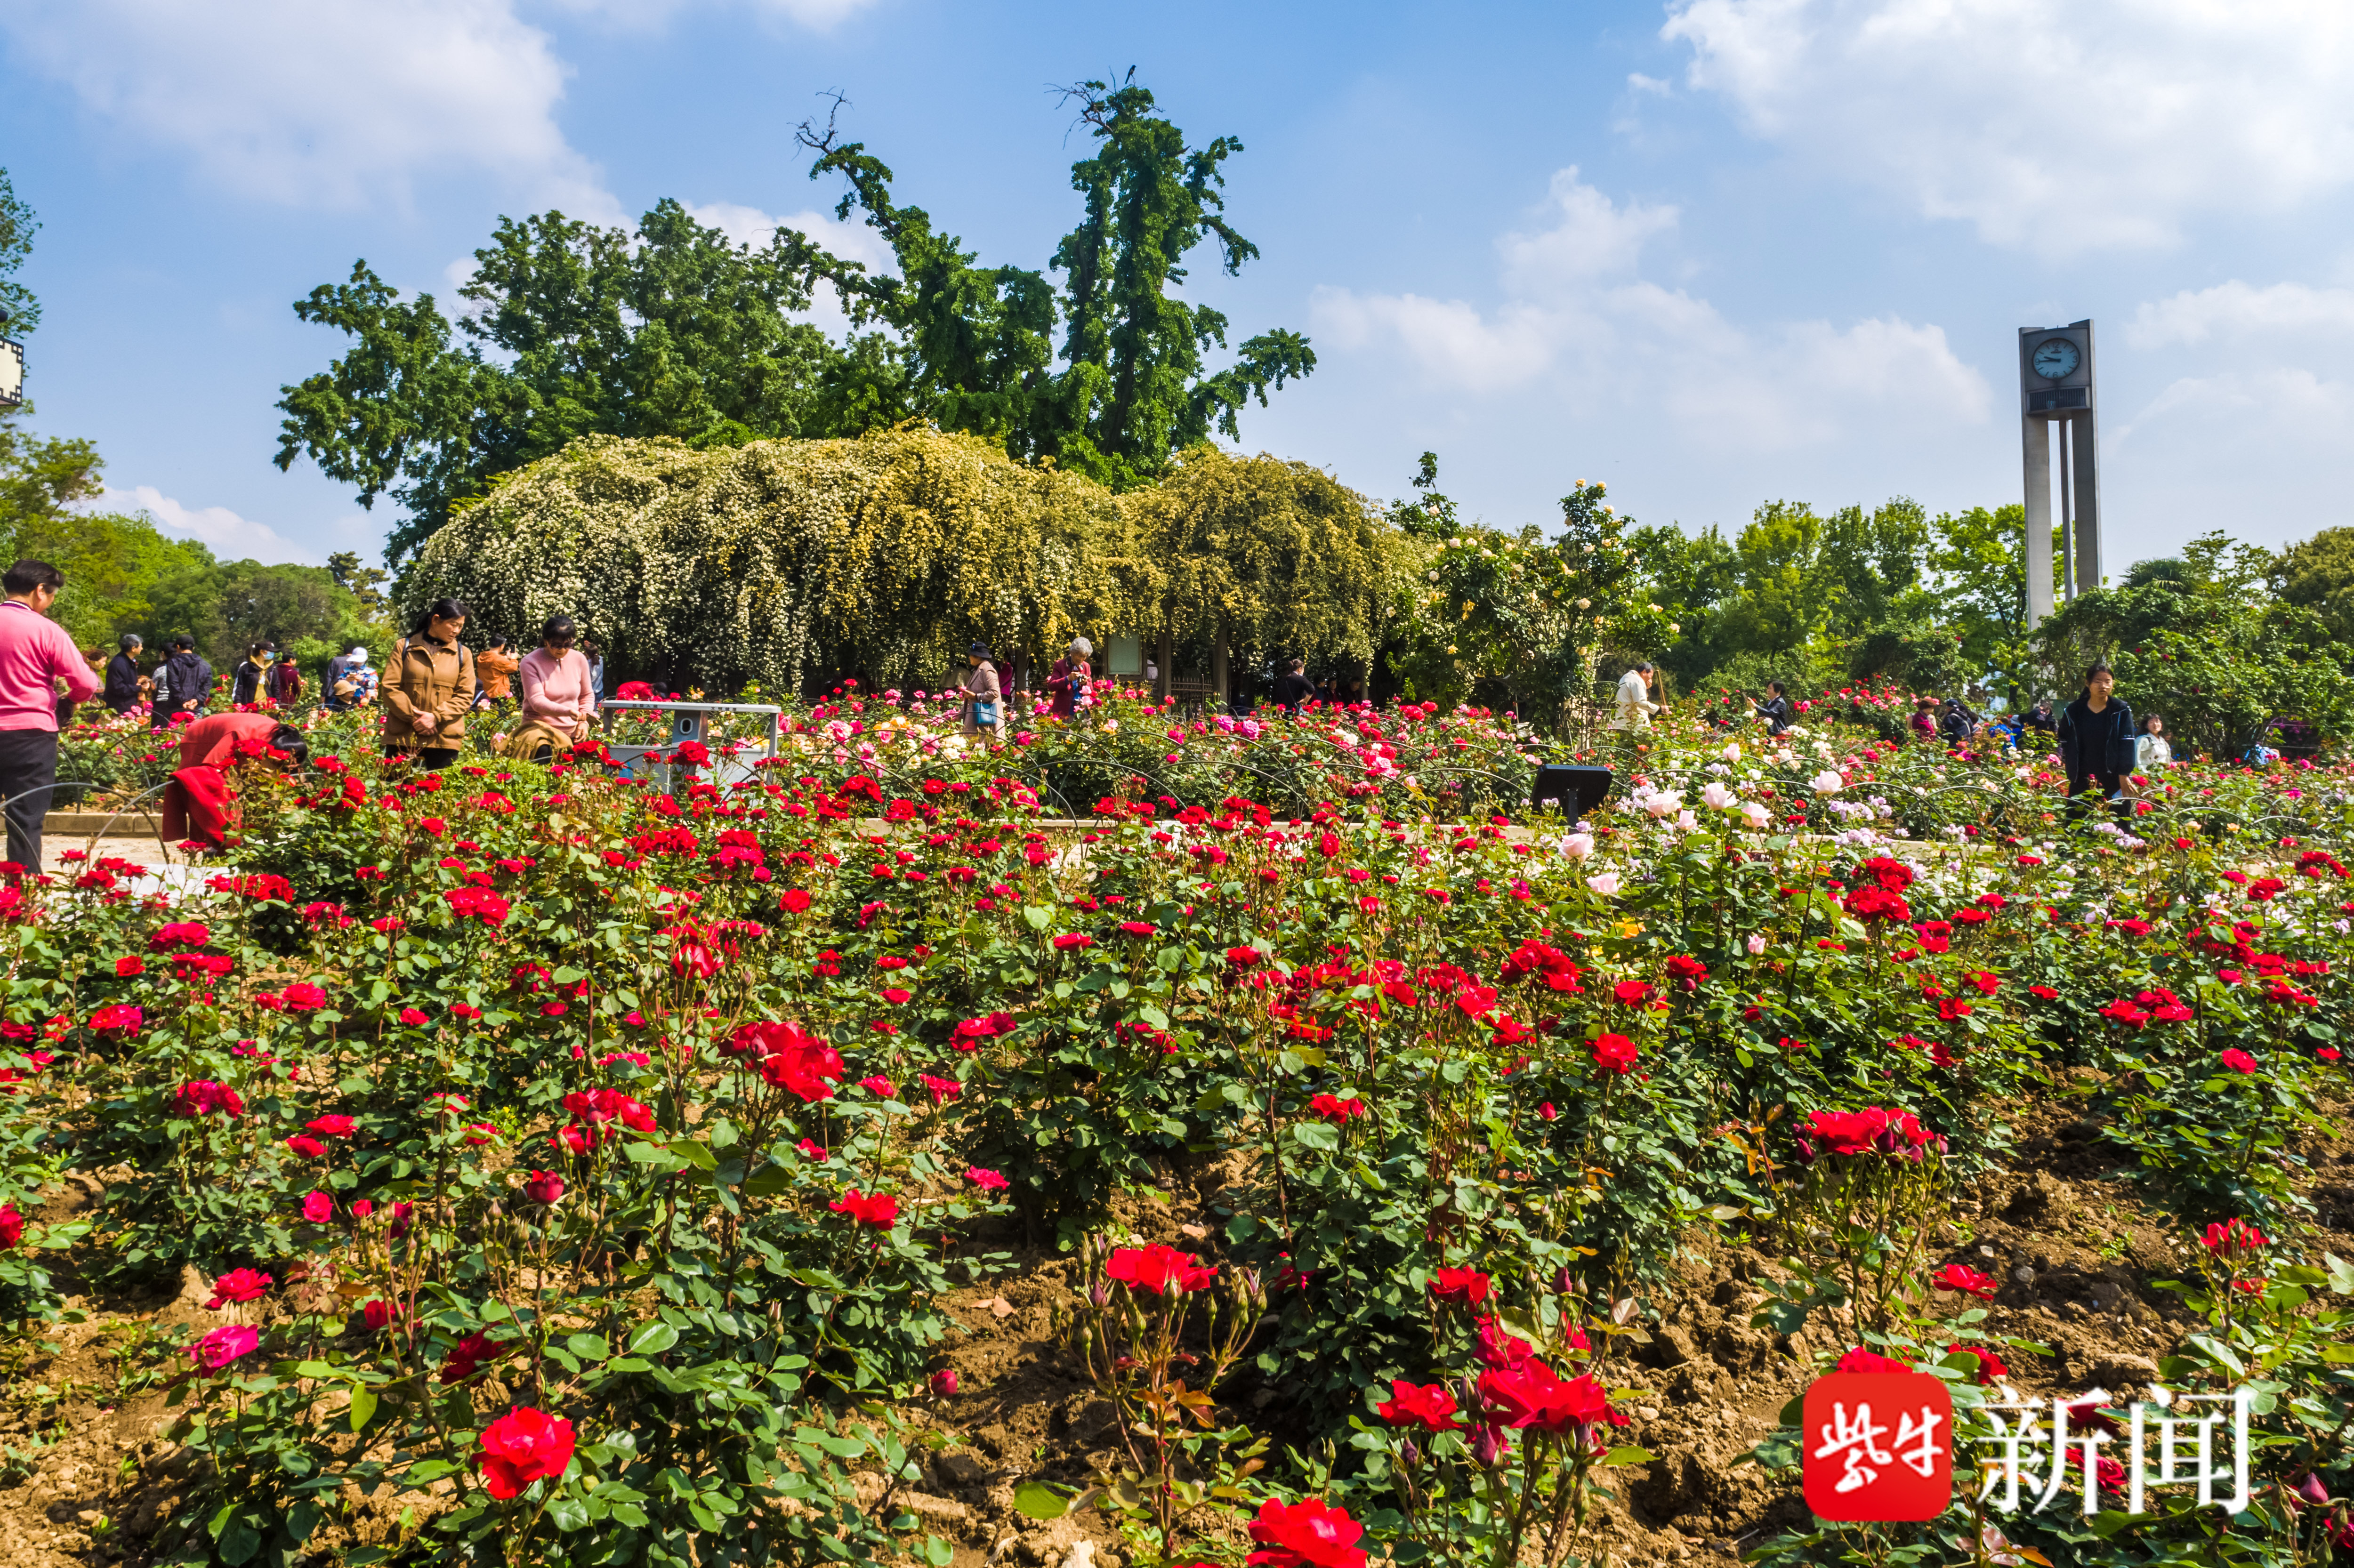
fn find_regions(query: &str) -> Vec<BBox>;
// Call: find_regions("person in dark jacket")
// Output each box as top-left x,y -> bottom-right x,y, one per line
103,634 -> 145,715
1270,658 -> 1317,714
2057,662 -> 2137,822
2023,697 -> 2058,736
1755,680 -> 1792,736
151,636 -> 214,728
229,643 -> 276,706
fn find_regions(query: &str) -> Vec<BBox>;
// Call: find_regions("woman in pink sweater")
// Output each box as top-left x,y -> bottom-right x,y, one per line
517,615 -> 598,747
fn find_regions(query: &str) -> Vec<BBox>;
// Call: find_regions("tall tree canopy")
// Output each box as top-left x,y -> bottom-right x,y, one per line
274,200 -> 851,563
277,76 -> 1312,564
798,76 -> 1314,491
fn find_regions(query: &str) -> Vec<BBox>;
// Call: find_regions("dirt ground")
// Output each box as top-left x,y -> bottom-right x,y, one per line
3,1073 -> 2348,1568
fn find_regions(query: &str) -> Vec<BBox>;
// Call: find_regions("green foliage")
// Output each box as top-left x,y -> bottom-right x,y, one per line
0,166 -> 37,337
800,77 -> 1314,495
2273,525 -> 2354,644
405,429 -> 1400,699
0,404 -> 103,563
8,696 -> 2354,1567
1385,466 -> 1668,718
274,201 -> 852,564
2035,531 -> 2354,759
282,80 -> 1314,565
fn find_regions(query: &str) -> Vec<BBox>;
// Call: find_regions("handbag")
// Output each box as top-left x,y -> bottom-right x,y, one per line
973,699 -> 1001,726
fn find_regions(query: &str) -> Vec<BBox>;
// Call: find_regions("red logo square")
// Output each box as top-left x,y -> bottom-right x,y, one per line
1801,1372 -> 1954,1521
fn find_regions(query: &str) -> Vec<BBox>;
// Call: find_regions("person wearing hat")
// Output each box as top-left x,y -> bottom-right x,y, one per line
327,646 -> 378,710
959,643 -> 1004,740
1046,637 -> 1092,720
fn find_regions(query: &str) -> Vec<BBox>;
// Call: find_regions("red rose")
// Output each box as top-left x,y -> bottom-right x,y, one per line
830,1188 -> 900,1229
1590,1032 -> 1637,1075
523,1171 -> 564,1206
2220,1048 -> 2258,1075
1307,1093 -> 1368,1125
1944,1343 -> 2006,1384
1477,1359 -> 1620,1434
1376,1379 -> 1464,1433
1428,1266 -> 1491,1308
478,1406 -> 577,1499
1105,1242 -> 1218,1295
1245,1497 -> 1366,1568
1931,1264 -> 1999,1300
1835,1346 -> 1910,1373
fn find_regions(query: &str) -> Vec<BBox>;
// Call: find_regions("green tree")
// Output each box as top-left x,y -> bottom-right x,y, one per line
275,200 -> 853,563
16,505 -> 212,651
0,406 -> 101,557
327,550 -> 391,614
799,75 -> 1314,491
2270,525 -> 2354,643
1386,462 -> 1666,721
0,166 -> 38,336
2033,531 -> 2346,757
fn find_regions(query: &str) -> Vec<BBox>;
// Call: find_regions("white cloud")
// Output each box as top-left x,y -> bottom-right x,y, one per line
103,486 -> 324,566
682,201 -> 896,336
1,0 -> 617,217
1311,289 -> 1564,389
547,0 -> 879,29
1309,169 -> 1988,450
1661,0 -> 2354,252
1498,167 -> 1678,294
2127,281 -> 2354,349
681,201 -> 894,273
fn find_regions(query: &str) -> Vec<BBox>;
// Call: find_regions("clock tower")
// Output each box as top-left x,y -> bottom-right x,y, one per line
2019,319 -> 2098,629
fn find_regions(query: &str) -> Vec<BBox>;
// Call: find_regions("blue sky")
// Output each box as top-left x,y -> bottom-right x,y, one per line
6,0 -> 2354,574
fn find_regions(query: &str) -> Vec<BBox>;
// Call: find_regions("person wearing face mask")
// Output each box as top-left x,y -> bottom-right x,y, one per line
230,643 -> 277,707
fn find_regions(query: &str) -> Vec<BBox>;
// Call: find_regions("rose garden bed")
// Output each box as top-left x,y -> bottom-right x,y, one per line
0,700 -> 2349,1568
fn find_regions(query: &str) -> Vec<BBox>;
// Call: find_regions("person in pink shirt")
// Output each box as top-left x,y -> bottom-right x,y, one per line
516,614 -> 598,759
0,560 -> 103,871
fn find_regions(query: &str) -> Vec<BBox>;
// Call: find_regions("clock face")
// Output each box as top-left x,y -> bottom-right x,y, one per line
2032,337 -> 2081,380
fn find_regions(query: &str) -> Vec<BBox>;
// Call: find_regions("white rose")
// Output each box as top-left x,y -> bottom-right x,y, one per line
1586,871 -> 1622,897
1811,770 -> 1845,794
1563,832 -> 1595,860
1701,780 -> 1736,810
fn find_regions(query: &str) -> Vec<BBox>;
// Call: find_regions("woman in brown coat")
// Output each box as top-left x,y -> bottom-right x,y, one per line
382,598 -> 475,771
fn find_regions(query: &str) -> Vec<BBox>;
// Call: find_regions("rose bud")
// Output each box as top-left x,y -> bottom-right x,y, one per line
930,1368 -> 959,1398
